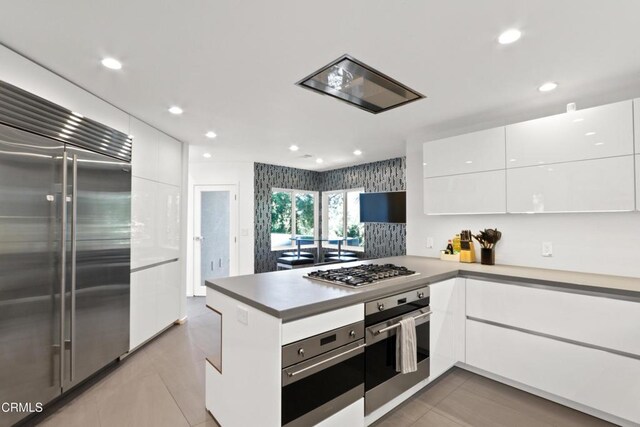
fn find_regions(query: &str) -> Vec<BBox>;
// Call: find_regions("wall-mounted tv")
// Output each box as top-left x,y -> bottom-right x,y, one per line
359,191 -> 406,223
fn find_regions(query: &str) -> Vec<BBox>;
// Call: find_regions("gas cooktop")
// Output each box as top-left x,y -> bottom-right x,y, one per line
305,264 -> 418,287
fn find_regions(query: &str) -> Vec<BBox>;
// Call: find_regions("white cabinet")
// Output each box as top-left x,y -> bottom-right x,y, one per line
156,183 -> 181,262
466,279 -> 640,356
507,156 -> 635,213
506,101 -> 633,168
634,99 -> 640,153
130,260 -> 181,350
429,279 -> 465,379
423,128 -> 505,177
130,117 -> 182,186
424,170 -> 506,214
466,319 -> 640,425
636,155 -> 640,211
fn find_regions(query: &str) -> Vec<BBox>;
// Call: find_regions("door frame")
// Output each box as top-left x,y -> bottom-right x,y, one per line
193,184 -> 238,296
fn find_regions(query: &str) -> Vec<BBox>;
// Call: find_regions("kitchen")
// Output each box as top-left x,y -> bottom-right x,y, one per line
1,1 -> 640,427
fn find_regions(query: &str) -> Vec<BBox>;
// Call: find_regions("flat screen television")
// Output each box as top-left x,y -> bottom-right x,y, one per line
359,191 -> 406,223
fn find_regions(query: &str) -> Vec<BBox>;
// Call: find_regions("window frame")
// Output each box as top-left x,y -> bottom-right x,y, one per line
322,187 -> 365,252
270,188 -> 320,251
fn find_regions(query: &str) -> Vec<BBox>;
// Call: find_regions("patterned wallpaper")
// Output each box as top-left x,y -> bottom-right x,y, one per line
254,158 -> 406,273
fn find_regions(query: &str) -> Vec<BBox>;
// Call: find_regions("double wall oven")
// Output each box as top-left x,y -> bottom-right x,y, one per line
365,286 -> 431,415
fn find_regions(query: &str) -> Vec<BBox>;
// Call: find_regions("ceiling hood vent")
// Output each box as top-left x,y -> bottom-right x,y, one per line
296,54 -> 425,114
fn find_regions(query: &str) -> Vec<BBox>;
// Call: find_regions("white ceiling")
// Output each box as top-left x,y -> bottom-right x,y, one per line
1,0 -> 640,170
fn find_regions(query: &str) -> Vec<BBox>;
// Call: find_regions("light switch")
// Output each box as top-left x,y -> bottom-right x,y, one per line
236,306 -> 249,325
240,228 -> 249,237
542,241 -> 553,257
426,237 -> 434,249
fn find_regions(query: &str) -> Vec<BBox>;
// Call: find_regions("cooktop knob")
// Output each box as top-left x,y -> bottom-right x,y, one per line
378,303 -> 385,311
298,348 -> 305,357
418,292 -> 425,299
349,330 -> 356,338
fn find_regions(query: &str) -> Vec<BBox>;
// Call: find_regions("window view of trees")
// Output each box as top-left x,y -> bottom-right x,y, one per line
271,190 -> 316,248
324,188 -> 364,248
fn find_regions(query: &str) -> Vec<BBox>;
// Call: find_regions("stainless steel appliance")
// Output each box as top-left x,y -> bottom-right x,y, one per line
365,287 -> 431,415
281,322 -> 365,426
306,263 -> 418,287
0,80 -> 131,427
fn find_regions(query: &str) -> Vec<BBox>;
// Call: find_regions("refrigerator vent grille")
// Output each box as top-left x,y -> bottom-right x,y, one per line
0,80 -> 132,162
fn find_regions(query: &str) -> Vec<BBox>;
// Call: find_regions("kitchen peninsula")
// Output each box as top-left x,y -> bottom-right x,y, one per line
204,256 -> 640,427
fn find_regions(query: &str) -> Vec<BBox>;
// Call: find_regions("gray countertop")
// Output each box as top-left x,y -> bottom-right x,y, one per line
205,256 -> 640,322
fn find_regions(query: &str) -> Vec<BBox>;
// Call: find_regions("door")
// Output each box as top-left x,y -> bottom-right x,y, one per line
62,145 -> 131,390
0,123 -> 64,426
193,185 -> 237,296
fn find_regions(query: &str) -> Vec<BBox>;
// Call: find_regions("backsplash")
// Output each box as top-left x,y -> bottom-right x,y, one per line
254,158 -> 406,273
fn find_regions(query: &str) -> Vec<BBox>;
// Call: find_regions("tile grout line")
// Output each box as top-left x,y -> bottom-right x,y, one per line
157,362 -> 196,427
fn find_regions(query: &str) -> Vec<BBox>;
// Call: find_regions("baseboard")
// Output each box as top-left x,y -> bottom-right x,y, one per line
174,316 -> 188,325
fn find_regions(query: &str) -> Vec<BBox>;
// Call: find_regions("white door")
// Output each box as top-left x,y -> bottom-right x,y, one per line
193,185 -> 238,296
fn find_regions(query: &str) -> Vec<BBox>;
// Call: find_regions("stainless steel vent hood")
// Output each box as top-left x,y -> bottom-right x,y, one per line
296,54 -> 425,114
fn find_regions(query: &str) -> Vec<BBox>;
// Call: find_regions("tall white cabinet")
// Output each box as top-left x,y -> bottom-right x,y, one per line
130,117 -> 183,350
635,99 -> 640,211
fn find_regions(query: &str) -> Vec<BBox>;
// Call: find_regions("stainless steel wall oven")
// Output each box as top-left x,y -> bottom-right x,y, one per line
281,322 -> 365,426
365,286 -> 431,415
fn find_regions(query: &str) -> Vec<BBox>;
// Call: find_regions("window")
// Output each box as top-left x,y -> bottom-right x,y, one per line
271,189 -> 318,249
322,188 -> 364,251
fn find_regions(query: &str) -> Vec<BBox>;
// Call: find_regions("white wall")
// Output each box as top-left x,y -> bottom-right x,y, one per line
186,158 -> 255,295
406,133 -> 640,279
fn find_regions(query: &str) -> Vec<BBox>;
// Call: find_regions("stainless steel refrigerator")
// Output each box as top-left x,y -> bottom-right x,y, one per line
0,81 -> 131,426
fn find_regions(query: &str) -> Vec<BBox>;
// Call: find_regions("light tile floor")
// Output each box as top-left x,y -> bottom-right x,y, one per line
38,297 -> 614,427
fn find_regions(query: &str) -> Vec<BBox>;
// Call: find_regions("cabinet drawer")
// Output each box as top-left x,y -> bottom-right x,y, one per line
424,170 -> 506,215
423,127 -> 505,177
506,100 -> 633,168
466,320 -> 640,424
506,156 -> 635,213
466,279 -> 640,356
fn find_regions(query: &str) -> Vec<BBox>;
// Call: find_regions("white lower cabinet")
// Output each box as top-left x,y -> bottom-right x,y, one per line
429,278 -> 465,379
636,155 -> 640,211
316,399 -> 364,427
130,260 -> 181,350
466,319 -> 640,424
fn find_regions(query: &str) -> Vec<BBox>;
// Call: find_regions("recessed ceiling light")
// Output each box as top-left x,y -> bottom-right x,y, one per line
316,158 -> 323,164
538,82 -> 558,92
498,29 -> 522,45
203,153 -> 212,158
572,118 -> 584,123
101,57 -> 122,70
205,131 -> 217,139
509,158 -> 517,162
168,106 -> 183,115
594,142 -> 604,146
585,131 -> 596,136
423,162 -> 427,166
465,160 -> 473,164
353,149 -> 362,156
289,145 -> 299,151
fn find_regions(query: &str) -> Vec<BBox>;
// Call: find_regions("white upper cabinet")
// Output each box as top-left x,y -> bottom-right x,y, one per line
424,170 -> 506,215
507,156 -> 635,213
635,99 -> 640,153
130,117 -> 182,186
423,128 -> 505,178
506,101 -> 633,168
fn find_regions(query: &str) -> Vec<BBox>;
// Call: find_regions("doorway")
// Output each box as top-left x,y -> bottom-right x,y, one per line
193,185 -> 238,296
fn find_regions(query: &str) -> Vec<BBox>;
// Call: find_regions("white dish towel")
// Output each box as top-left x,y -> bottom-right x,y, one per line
395,316 -> 417,374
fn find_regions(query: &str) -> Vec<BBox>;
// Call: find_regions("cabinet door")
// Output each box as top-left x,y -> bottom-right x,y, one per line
424,170 -> 506,215
506,101 -> 633,168
635,99 -> 640,153
429,279 -> 465,379
423,128 -> 505,178
466,320 -> 640,424
130,117 -> 160,181
157,136 -> 182,186
157,260 -> 181,329
131,177 -> 157,269
507,156 -> 635,213
130,268 -> 158,350
156,183 -> 181,262
636,155 -> 640,211
466,279 -> 640,356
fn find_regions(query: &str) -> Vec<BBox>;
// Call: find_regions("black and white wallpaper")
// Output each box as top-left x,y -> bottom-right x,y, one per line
254,158 -> 406,273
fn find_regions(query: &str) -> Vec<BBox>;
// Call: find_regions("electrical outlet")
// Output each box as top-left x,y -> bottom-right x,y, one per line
542,241 -> 553,257
237,306 -> 249,325
426,237 -> 434,249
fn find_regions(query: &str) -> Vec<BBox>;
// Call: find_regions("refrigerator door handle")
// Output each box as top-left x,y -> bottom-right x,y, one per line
70,154 -> 78,382
59,153 -> 67,389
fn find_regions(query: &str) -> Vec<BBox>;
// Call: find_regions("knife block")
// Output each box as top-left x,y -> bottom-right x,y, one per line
459,240 -> 476,263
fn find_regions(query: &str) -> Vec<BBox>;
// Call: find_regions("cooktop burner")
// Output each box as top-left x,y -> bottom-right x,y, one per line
305,264 -> 418,287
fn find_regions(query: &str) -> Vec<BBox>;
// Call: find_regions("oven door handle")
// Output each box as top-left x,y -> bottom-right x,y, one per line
374,310 -> 432,335
283,342 -> 365,384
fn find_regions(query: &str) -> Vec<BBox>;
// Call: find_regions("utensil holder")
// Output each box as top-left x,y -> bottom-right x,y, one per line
481,248 -> 495,265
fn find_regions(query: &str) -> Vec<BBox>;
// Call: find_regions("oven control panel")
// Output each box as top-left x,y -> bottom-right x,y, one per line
365,286 -> 430,316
